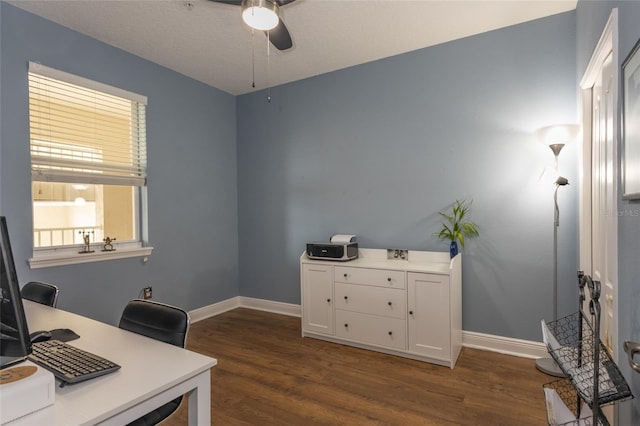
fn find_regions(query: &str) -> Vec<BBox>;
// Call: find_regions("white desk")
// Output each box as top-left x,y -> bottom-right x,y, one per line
12,301 -> 217,425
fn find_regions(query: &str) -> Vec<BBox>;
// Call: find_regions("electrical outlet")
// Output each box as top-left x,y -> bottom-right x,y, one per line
143,286 -> 152,300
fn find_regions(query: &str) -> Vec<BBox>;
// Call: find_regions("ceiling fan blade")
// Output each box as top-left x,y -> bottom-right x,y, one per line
208,0 -> 295,51
266,19 -> 293,51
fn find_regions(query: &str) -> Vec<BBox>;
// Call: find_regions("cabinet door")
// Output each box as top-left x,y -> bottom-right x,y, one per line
407,272 -> 450,360
301,264 -> 334,335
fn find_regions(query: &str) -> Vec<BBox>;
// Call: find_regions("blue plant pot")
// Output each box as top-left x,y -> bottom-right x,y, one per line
449,241 -> 458,258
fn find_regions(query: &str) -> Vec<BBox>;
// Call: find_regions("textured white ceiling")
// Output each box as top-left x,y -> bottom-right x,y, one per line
9,0 -> 577,95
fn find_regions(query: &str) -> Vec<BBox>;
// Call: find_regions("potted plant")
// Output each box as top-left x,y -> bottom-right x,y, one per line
437,199 -> 479,258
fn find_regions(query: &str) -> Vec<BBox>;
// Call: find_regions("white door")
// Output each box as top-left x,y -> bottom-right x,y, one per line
591,52 -> 618,353
579,9 -> 620,424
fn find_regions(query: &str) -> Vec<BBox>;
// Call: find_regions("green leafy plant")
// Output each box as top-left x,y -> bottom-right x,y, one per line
437,199 -> 479,248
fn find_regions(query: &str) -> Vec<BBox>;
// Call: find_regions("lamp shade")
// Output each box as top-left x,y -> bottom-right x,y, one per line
535,124 -> 580,155
241,0 -> 279,31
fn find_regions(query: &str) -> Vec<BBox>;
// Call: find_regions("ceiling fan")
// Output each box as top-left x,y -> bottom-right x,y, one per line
210,0 -> 297,51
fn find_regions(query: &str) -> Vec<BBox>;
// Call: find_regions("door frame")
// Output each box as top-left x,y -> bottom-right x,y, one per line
579,8 -> 619,352
579,12 -> 620,422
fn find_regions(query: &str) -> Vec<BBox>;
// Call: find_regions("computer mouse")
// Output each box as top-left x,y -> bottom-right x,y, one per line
29,330 -> 52,343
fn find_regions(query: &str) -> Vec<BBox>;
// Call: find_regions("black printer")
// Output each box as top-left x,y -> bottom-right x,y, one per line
306,235 -> 358,261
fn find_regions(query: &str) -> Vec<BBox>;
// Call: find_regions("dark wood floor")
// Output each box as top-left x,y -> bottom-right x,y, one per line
165,308 -> 550,425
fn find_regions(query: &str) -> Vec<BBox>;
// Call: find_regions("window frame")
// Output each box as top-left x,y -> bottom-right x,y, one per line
27,62 -> 152,268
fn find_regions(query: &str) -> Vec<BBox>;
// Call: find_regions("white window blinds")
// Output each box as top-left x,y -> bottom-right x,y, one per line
28,62 -> 147,186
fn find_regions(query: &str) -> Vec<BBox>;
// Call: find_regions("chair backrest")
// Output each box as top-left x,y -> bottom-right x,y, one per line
119,299 -> 190,426
21,281 -> 59,308
118,299 -> 190,348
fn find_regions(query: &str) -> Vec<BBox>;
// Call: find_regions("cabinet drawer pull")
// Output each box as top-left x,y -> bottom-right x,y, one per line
344,296 -> 348,300
344,323 -> 349,328
344,273 -> 348,278
387,277 -> 392,282
388,331 -> 393,336
409,310 -> 414,315
327,298 -> 331,303
388,301 -> 392,306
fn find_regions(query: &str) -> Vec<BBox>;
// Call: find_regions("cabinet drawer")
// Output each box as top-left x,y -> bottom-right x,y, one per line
335,282 -> 406,319
334,266 -> 405,289
336,310 -> 406,350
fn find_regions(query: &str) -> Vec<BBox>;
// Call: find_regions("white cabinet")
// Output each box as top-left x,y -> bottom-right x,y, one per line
300,248 -> 462,368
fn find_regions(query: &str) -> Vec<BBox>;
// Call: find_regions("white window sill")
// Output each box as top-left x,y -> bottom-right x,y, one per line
29,245 -> 154,269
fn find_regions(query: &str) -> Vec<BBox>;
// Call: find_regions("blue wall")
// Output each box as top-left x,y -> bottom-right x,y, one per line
0,3 -> 239,325
576,1 -> 640,422
1,2 -> 582,344
237,12 -> 578,341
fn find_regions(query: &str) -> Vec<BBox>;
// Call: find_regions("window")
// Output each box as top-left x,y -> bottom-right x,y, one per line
27,62 -> 151,268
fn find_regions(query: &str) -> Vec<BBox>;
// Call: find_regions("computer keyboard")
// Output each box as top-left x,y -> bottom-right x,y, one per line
28,339 -> 120,386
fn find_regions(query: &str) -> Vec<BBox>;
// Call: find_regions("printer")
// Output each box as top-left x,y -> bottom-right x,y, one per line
306,234 -> 358,261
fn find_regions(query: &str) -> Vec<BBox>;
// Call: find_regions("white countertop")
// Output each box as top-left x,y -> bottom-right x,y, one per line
301,248 -> 457,274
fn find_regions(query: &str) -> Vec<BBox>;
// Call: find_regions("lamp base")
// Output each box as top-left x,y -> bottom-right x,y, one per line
535,356 -> 565,377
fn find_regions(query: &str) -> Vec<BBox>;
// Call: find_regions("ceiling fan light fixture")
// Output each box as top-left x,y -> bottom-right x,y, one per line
241,0 -> 279,31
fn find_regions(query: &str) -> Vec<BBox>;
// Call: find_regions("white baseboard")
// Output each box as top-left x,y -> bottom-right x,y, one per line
189,296 -> 241,323
189,297 -> 546,359
188,296 -> 300,323
238,296 -> 301,317
462,330 -> 547,359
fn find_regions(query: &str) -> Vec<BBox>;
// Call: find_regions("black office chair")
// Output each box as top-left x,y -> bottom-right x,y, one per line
21,281 -> 59,308
119,299 -> 190,426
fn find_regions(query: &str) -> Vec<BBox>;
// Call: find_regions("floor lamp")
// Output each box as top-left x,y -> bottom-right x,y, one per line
535,124 -> 579,377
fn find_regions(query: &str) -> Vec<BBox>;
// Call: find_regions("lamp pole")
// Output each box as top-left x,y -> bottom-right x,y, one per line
552,176 -> 569,321
534,123 -> 578,377
535,153 -> 569,377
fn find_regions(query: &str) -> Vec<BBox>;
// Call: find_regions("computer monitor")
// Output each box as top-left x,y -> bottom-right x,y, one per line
0,216 -> 32,368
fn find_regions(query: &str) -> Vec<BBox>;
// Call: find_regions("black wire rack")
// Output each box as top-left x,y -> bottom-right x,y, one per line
544,311 -> 632,406
541,272 -> 633,425
543,378 -> 610,426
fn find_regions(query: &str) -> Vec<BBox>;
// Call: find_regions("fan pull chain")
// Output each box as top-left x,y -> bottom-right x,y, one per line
266,31 -> 271,103
251,28 -> 255,88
